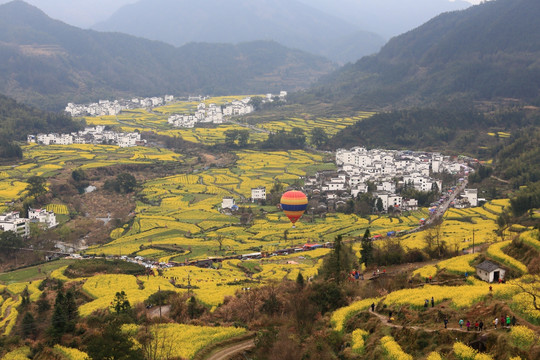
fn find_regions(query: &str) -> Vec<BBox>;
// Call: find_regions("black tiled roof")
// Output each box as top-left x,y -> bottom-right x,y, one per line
476,260 -> 502,272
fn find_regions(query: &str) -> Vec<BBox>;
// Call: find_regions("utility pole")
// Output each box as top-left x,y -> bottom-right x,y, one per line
472,228 -> 476,254
158,285 -> 162,320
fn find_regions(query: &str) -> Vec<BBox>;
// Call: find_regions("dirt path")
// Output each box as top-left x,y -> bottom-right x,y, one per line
205,339 -> 255,360
369,308 -> 499,333
147,305 -> 171,319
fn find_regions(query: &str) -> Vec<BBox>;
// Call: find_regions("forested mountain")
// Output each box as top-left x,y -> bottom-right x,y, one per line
297,0 -> 540,109
92,0 -> 385,64
327,106 -> 540,153
0,93 -> 81,159
0,1 -> 335,110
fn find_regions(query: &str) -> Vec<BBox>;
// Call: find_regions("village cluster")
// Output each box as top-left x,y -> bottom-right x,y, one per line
64,95 -> 175,117
27,126 -> 145,147
220,147 -> 479,215
167,92 -> 286,128
0,208 -> 57,238
305,147 -> 478,212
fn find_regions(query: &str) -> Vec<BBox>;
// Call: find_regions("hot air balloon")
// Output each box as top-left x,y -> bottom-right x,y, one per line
280,190 -> 308,228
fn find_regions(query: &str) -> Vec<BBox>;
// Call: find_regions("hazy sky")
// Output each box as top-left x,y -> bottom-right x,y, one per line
0,0 -> 486,28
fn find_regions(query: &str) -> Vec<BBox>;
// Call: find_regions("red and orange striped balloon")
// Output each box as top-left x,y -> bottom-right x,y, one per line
280,190 -> 308,226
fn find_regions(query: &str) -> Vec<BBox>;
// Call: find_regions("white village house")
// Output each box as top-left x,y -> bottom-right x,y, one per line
28,208 -> 58,229
251,186 -> 266,202
0,211 -> 30,237
28,126 -> 145,148
221,197 -> 236,210
476,260 -> 506,283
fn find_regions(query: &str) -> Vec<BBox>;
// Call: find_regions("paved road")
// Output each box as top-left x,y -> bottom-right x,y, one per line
205,339 -> 255,360
425,179 -> 468,227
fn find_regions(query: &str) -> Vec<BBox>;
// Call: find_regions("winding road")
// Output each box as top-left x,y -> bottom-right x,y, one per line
205,339 -> 256,360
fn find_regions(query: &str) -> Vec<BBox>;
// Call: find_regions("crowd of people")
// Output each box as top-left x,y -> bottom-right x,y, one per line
458,315 -> 516,331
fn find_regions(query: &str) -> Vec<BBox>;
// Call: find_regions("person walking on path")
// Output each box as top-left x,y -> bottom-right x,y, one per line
501,316 -> 505,328
466,320 -> 471,331
424,299 -> 429,308
506,315 -> 511,327
431,297 -> 435,307
479,320 -> 484,331
493,317 -> 498,329
444,318 -> 449,329
371,302 -> 375,312
511,316 -> 516,326
459,319 -> 464,329
475,321 -> 479,331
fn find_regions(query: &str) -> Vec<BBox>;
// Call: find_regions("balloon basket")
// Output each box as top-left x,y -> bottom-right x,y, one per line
292,225 -> 296,229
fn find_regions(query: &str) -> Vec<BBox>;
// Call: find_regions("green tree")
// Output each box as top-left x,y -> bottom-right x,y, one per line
187,296 -> 205,319
116,173 -> 137,193
0,231 -> 23,254
360,229 -> 373,266
224,129 -> 237,146
238,130 -> 250,147
49,289 -> 78,342
249,96 -> 264,111
296,272 -> 305,289
112,291 -> 131,314
71,169 -> 87,182
309,281 -> 346,314
21,312 -> 36,339
310,127 -> 328,149
319,235 -> 357,282
86,319 -> 144,360
269,180 -> 285,205
376,198 -> 384,213
50,291 -> 66,342
20,286 -> 30,306
26,176 -> 47,198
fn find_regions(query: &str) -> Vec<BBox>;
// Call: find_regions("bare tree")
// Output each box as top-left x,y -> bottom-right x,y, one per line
510,276 -> 540,312
216,235 -> 224,252
137,325 -> 179,360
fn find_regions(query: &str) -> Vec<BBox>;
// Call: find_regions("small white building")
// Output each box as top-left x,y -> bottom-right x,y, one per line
476,260 -> 506,283
402,198 -> 419,211
0,211 -> 30,237
222,197 -> 236,209
251,187 -> 266,202
28,208 -> 58,229
462,188 -> 478,207
374,192 -> 402,211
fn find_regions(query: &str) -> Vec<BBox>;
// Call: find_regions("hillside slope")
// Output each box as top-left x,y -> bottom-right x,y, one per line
0,93 -> 81,158
299,0 -> 540,109
92,0 -> 385,64
0,1 -> 335,110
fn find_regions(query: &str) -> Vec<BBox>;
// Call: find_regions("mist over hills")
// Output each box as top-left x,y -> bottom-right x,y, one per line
298,0 -> 540,109
0,1 -> 335,110
298,0 -> 472,39
92,0 -> 386,64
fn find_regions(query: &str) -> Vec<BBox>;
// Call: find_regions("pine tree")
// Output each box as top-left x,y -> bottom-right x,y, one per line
296,272 -> 305,289
50,291 -> 67,342
360,229 -> 373,266
112,291 -> 131,314
21,312 -> 36,339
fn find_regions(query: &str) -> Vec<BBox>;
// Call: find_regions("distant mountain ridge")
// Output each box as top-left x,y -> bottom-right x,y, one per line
0,1 -> 335,110
92,0 -> 386,64
299,0 -> 540,109
297,0 -> 472,39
